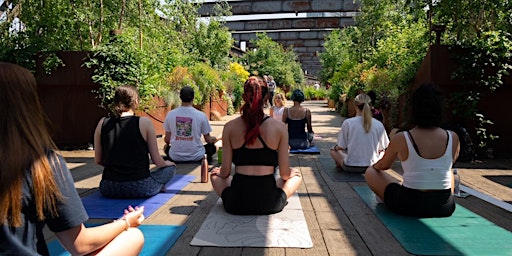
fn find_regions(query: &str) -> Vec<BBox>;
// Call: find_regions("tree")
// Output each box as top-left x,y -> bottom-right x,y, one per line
242,33 -> 304,87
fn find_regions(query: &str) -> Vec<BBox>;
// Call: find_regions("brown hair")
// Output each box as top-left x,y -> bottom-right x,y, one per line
241,76 -> 269,145
113,85 -> 139,116
0,62 -> 62,226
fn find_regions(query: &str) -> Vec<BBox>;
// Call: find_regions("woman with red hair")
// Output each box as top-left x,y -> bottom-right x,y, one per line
210,76 -> 302,215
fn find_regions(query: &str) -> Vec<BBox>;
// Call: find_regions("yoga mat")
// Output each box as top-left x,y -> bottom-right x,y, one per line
81,174 -> 195,219
190,193 -> 313,248
319,157 -> 365,182
289,145 -> 320,154
47,225 -> 186,256
354,185 -> 512,256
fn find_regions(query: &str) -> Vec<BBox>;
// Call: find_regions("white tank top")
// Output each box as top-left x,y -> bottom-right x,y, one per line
401,131 -> 453,190
271,106 -> 284,122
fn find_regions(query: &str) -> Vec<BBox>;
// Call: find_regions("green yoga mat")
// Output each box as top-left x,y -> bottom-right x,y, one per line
354,185 -> 512,256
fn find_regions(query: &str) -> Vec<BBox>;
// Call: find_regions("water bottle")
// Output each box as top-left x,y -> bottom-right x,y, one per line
453,169 -> 460,196
201,154 -> 208,183
217,147 -> 223,165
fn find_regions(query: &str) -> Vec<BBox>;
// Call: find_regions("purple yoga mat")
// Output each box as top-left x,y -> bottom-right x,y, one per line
81,174 -> 195,219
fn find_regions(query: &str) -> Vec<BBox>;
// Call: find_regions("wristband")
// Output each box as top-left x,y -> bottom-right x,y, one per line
120,217 -> 130,231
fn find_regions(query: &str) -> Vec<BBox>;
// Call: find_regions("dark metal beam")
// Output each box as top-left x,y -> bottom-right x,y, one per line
198,0 -> 361,16
225,17 -> 355,31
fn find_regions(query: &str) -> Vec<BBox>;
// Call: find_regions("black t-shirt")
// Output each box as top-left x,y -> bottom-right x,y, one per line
0,152 -> 89,256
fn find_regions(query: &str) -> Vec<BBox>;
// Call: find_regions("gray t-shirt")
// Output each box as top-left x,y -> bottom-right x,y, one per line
0,152 -> 88,255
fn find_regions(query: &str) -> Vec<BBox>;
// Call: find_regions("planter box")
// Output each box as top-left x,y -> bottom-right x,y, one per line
36,51 -> 107,149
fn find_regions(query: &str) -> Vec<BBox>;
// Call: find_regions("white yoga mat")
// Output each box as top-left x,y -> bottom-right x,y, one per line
190,193 -> 313,248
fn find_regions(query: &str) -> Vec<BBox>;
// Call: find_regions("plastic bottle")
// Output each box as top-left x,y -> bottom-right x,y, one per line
201,154 -> 208,183
453,169 -> 460,196
217,147 -> 223,164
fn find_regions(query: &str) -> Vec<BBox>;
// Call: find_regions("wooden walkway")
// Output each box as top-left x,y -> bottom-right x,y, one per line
57,100 -> 512,256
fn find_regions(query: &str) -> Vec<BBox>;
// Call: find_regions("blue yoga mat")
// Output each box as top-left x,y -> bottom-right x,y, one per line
354,185 -> 512,256
47,225 -> 186,256
81,174 -> 195,219
289,145 -> 320,154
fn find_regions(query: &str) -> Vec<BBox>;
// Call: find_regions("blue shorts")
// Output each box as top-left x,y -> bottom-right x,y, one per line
384,183 -> 455,217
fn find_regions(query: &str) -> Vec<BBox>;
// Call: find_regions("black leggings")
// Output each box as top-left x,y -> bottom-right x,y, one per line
221,173 -> 287,215
384,183 -> 455,218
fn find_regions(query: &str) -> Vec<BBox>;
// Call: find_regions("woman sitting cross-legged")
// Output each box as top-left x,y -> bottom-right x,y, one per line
94,85 -> 176,198
365,83 -> 461,217
0,62 -> 144,255
282,89 -> 315,149
330,93 -> 389,173
210,76 -> 302,215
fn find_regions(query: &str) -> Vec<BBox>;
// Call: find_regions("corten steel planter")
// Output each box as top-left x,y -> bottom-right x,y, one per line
36,51 -> 107,149
404,45 -> 512,158
36,51 -> 172,148
36,51 -> 229,148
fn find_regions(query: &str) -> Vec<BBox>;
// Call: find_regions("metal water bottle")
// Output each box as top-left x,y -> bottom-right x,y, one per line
201,154 -> 208,183
453,169 -> 460,196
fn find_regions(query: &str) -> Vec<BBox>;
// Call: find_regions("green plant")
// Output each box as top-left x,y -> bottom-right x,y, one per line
242,33 -> 304,87
84,32 -> 148,110
189,62 -> 223,107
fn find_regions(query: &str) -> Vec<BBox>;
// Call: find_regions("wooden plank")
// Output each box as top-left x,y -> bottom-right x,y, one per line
315,157 -> 411,255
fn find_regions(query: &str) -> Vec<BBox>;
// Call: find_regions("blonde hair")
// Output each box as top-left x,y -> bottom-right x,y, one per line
0,63 -> 62,226
355,93 -> 373,133
273,92 -> 286,106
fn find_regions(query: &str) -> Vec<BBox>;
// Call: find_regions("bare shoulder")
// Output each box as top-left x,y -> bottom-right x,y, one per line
224,117 -> 243,130
139,116 -> 153,125
448,130 -> 460,143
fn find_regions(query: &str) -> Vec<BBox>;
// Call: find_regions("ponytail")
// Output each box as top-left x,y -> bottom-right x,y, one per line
241,76 -> 268,145
355,94 -> 373,133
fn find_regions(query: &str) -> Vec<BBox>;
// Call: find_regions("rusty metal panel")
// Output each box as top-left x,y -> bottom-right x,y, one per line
316,18 -> 341,28
293,19 -> 316,29
269,19 -> 293,30
283,0 -> 311,12
245,20 -> 270,30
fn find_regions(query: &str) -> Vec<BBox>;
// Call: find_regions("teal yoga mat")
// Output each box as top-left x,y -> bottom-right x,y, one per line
47,225 -> 186,256
354,185 -> 512,255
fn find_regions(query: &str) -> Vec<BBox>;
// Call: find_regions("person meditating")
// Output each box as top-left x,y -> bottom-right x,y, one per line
282,89 -> 315,149
0,62 -> 144,255
94,85 -> 176,198
330,93 -> 389,173
210,76 -> 302,215
365,83 -> 461,217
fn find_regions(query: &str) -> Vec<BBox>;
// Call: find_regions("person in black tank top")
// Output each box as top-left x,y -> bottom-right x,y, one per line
94,85 -> 177,199
210,76 -> 302,215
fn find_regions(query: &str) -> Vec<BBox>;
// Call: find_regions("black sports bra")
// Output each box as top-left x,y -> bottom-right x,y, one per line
232,117 -> 278,167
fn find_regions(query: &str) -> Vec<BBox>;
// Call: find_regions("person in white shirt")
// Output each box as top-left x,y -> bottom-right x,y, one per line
163,86 -> 217,162
269,92 -> 286,122
330,93 -> 389,173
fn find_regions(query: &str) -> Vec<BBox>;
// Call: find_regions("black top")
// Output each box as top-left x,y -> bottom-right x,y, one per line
232,117 -> 278,167
101,116 -> 150,181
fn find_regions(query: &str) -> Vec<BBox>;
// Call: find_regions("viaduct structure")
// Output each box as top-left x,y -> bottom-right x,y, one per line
198,0 -> 361,77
